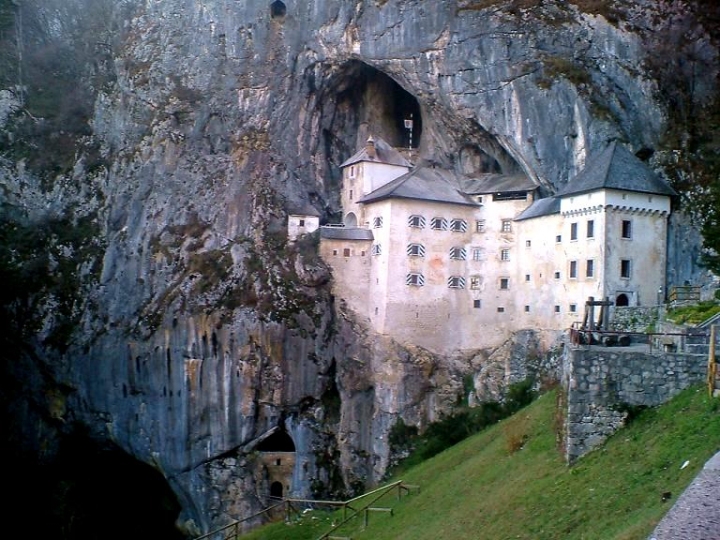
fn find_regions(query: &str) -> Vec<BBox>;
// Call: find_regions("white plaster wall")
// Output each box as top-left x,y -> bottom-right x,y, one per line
287,215 -> 319,241
560,188 -> 671,214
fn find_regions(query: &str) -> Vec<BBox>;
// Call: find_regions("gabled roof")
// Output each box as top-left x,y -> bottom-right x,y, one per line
514,196 -> 561,221
340,136 -> 413,168
358,166 -> 477,207
558,141 -> 677,198
460,173 -> 537,195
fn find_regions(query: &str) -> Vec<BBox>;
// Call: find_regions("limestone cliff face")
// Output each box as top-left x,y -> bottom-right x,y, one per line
1,0 -> 717,535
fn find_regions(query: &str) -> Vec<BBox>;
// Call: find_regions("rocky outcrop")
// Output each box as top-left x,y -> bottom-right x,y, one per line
1,0 -> 718,536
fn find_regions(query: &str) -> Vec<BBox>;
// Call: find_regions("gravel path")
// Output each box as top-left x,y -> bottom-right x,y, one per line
649,452 -> 720,540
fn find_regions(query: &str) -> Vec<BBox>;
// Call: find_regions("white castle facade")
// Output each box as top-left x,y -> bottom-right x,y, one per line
295,136 -> 675,355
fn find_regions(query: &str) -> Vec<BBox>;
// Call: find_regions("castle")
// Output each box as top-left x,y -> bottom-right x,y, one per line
293,136 -> 676,354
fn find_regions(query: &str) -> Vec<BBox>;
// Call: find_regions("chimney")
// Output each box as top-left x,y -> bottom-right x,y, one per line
366,136 -> 376,159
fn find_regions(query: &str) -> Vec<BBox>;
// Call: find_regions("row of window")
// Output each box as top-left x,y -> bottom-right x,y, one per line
568,219 -> 632,241
406,273 -> 507,290
373,243 -> 507,261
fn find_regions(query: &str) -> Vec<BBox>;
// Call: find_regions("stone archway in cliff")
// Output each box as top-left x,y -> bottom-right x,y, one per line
256,429 -> 296,500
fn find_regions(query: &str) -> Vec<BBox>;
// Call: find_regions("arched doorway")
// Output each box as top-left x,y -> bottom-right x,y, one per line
616,293 -> 629,306
270,481 -> 284,499
344,212 -> 358,228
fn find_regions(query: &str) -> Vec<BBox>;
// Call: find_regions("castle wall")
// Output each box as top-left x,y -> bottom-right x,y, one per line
319,237 -> 373,320
563,345 -> 706,462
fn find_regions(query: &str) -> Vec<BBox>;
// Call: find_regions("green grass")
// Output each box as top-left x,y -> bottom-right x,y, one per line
241,386 -> 719,540
667,301 -> 720,325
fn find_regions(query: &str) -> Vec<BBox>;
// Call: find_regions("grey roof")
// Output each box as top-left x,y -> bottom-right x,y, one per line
319,227 -> 374,241
340,136 -> 413,168
358,166 -> 478,207
515,196 -> 561,221
558,141 -> 677,197
460,173 -> 537,195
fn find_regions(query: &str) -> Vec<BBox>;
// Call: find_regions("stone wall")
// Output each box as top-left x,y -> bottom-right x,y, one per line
563,345 -> 707,462
609,306 -> 660,333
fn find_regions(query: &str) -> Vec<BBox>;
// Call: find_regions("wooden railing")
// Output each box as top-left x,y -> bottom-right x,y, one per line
192,480 -> 418,540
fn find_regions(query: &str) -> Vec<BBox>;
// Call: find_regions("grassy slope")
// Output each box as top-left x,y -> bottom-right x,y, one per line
242,386 -> 719,540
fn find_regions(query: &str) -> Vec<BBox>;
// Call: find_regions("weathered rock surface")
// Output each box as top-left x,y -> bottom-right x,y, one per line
1,0 -> 718,536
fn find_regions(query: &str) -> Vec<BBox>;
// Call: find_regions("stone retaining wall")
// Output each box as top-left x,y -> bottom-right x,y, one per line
563,345 -> 707,462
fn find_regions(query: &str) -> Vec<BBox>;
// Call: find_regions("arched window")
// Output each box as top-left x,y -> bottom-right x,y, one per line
270,1 -> 287,18
270,481 -> 284,498
616,293 -> 629,306
344,212 -> 357,227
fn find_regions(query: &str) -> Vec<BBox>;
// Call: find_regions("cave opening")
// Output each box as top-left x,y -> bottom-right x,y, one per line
22,429 -> 186,540
270,1 -> 287,18
323,60 -> 423,154
257,429 -> 296,452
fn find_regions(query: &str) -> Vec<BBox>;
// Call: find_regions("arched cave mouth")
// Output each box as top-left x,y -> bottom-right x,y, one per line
320,60 -> 423,154
16,429 -> 186,540
257,429 -> 296,452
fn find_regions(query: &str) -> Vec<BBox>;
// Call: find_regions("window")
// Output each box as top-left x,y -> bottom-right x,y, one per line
525,240 -> 531,248
371,244 -> 381,256
500,249 -> 510,261
431,217 -> 447,230
472,247 -> 484,261
408,215 -> 426,228
407,243 -> 425,257
343,248 -> 351,257
570,304 -> 577,313
569,260 -> 578,279
620,259 -> 631,279
450,218 -> 468,232
501,219 -> 512,233
299,219 -> 305,227
570,222 -> 578,241
554,305 -> 561,313
450,246 -> 467,260
525,274 -> 531,282
587,219 -> 595,238
349,165 -> 356,178
476,219 -> 486,232
554,271 -> 561,279
406,273 -> 425,286
556,234 -> 562,243
349,190 -> 353,201
373,216 -> 383,228
586,259 -> 595,278
497,307 -> 505,313
448,276 -> 466,289
524,305 -> 530,312
621,220 -> 632,239
470,276 -> 481,289
473,299 -> 482,309
500,278 -> 509,290
332,249 -> 338,256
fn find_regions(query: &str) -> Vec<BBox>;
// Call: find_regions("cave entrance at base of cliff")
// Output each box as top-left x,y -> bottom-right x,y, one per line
323,60 -> 423,152
29,430 -> 185,540
255,429 -> 296,500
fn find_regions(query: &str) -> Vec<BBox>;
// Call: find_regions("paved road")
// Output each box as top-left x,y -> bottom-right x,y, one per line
649,451 -> 720,540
